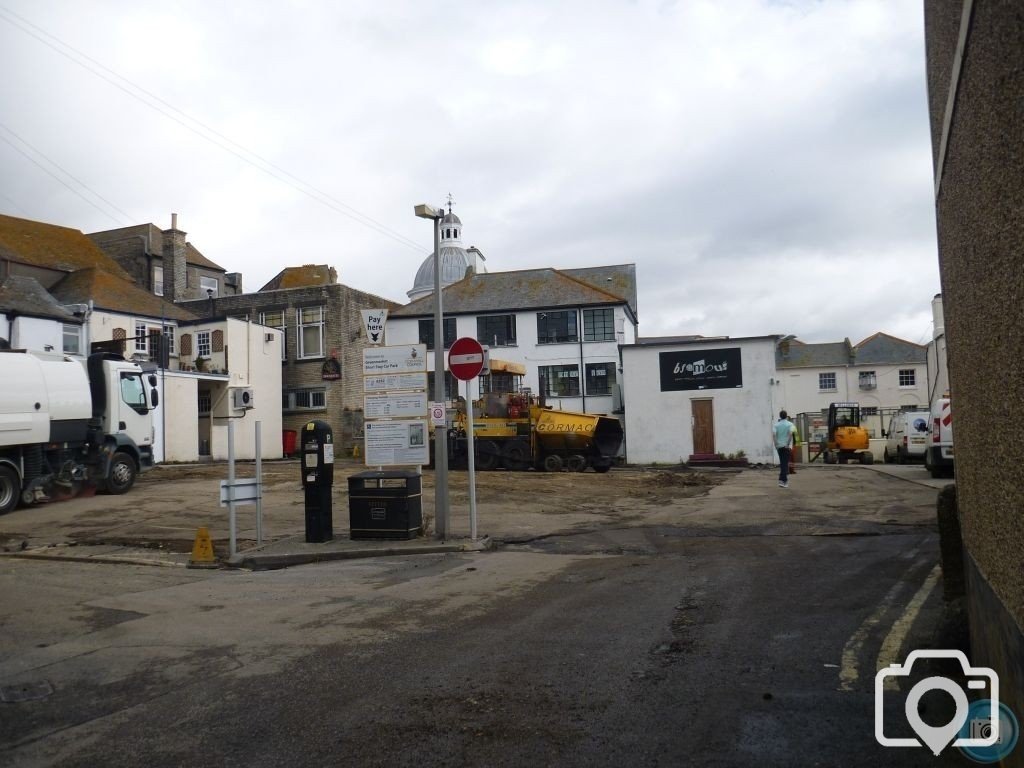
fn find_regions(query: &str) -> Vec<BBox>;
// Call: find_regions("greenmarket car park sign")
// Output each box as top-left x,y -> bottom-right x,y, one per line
659,348 -> 743,391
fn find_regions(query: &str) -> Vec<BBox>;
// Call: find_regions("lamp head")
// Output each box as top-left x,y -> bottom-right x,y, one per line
414,204 -> 440,219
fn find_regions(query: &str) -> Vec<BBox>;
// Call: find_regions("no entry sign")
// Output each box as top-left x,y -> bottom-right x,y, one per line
448,337 -> 485,380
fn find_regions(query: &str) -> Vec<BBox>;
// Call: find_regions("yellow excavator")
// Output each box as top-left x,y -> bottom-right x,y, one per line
821,402 -> 874,465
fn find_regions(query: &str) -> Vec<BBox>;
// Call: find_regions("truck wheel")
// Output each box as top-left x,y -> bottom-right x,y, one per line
883,448 -> 892,464
106,452 -> 137,494
592,461 -> 612,474
475,440 -> 500,471
566,454 -> 588,473
0,465 -> 19,515
502,440 -> 531,471
542,454 -> 564,473
859,452 -> 874,465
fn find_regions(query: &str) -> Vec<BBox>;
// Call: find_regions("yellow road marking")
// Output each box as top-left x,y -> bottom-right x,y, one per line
878,564 -> 942,690
838,554 -> 925,692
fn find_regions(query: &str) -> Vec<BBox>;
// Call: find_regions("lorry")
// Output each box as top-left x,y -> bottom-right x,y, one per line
924,396 -> 954,478
443,391 -> 624,473
883,410 -> 932,464
820,402 -> 874,465
0,350 -> 159,514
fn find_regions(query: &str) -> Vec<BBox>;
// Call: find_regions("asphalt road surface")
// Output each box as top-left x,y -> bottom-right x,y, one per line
0,468 -> 968,767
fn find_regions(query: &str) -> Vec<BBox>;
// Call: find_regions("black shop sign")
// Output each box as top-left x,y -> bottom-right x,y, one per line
659,348 -> 743,391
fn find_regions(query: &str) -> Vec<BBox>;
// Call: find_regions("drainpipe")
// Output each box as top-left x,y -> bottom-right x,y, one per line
578,306 -> 586,413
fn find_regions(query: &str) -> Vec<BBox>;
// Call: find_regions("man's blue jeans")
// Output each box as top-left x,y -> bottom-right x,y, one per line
777,447 -> 791,483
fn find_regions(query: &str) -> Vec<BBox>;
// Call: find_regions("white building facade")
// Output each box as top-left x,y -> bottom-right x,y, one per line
621,336 -> 780,465
388,265 -> 638,415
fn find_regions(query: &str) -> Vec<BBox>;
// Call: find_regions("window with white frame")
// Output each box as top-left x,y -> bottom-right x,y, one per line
283,387 -> 327,411
135,322 -> 148,352
261,310 -> 287,360
858,371 -> 877,390
62,323 -> 81,355
200,276 -> 219,298
162,325 -> 175,355
540,364 -> 580,397
196,330 -> 211,358
585,362 -> 616,395
583,308 -> 615,342
899,369 -> 916,387
153,265 -> 164,296
297,306 -> 324,358
819,372 -> 837,391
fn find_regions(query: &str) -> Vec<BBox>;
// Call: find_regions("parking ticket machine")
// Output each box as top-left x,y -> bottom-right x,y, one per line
300,420 -> 334,542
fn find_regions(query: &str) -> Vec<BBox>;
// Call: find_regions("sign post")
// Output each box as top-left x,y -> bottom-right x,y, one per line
448,337 -> 485,541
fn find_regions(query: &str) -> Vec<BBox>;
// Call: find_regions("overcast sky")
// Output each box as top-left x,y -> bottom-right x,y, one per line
0,0 -> 940,344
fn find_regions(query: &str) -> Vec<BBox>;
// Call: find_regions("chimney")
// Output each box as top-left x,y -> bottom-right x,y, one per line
162,213 -> 187,302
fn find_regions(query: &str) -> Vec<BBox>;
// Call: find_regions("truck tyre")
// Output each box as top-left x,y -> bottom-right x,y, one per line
502,440 -> 531,471
0,465 -> 19,515
592,461 -> 612,474
542,454 -> 564,473
106,452 -> 137,494
859,451 -> 874,465
566,454 -> 588,473
475,440 -> 500,471
883,448 -> 892,464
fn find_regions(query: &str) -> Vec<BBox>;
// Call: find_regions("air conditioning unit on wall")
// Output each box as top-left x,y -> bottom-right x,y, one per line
232,387 -> 255,410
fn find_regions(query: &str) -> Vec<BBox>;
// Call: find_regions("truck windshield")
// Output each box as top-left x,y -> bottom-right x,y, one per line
120,373 -> 148,413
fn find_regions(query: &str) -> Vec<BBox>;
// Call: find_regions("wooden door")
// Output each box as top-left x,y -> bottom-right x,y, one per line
691,399 -> 715,456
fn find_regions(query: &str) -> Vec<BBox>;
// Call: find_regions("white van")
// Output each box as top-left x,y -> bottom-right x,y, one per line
883,410 -> 932,464
925,397 -> 955,478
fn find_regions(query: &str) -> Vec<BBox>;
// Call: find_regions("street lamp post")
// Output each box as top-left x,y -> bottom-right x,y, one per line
414,203 -> 450,539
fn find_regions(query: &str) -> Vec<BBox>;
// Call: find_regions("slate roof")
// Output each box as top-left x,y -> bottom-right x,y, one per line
259,265 -> 338,291
562,265 -> 638,318
87,224 -> 227,271
777,333 -> 926,368
0,275 -> 79,323
391,266 -> 636,319
0,214 -> 134,280
50,268 -> 197,322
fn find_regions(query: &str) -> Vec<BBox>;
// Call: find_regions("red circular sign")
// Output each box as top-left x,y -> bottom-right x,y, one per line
448,337 -> 485,380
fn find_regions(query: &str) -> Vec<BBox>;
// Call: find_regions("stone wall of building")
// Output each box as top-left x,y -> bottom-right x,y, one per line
182,283 -> 400,454
925,0 -> 1024,733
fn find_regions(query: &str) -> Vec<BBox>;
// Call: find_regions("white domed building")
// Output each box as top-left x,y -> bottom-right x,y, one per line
407,210 -> 486,301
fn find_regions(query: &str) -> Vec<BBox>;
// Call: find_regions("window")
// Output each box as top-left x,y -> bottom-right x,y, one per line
261,310 -> 287,360
583,308 -> 615,342
419,317 -> 457,350
153,266 -> 164,296
899,369 -> 916,387
135,322 -> 148,352
427,371 -> 458,401
858,371 -> 877,390
162,325 -> 175,355
196,330 -> 211,358
120,373 -> 147,413
540,364 -> 580,397
586,362 -> 616,395
284,388 -> 327,411
198,391 -> 211,415
477,314 -> 516,347
480,372 -> 522,394
62,323 -> 81,355
537,310 -> 578,344
297,306 -> 324,358
200,276 -> 219,298
819,372 -> 837,391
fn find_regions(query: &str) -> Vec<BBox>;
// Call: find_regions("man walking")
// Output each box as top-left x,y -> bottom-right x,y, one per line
774,410 -> 797,488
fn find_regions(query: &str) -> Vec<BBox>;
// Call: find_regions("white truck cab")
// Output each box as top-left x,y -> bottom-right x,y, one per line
925,396 -> 954,478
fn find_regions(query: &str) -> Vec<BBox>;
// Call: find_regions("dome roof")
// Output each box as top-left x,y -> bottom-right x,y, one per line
409,246 -> 475,299
406,203 -> 483,300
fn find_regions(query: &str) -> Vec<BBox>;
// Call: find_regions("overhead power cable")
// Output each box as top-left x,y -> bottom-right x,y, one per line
0,126 -> 128,225
0,5 -> 427,253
